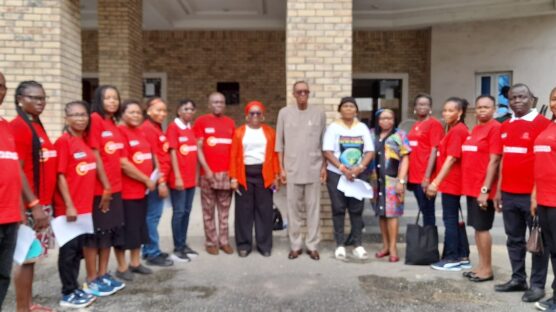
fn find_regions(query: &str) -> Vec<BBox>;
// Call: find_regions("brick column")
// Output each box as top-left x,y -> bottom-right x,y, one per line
286,0 -> 353,240
98,0 -> 143,100
0,0 -> 81,138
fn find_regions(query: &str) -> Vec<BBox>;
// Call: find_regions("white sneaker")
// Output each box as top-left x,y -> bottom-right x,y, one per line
335,246 -> 347,260
353,246 -> 369,259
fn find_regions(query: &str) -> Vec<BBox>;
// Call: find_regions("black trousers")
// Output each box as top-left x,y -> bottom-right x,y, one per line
326,170 -> 364,247
0,223 -> 18,309
538,205 -> 556,291
234,165 -> 274,253
58,235 -> 84,295
502,192 -> 548,288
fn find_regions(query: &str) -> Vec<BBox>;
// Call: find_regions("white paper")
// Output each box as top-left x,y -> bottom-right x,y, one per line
51,213 -> 94,247
146,169 -> 160,195
337,175 -> 374,200
13,225 -> 36,265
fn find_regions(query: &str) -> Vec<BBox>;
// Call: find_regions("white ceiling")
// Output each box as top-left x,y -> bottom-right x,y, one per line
80,0 -> 556,30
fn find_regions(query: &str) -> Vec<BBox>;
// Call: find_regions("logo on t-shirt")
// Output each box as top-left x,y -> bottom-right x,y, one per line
179,144 -> 197,156
104,141 -> 124,155
76,162 -> 96,176
521,132 -> 530,140
501,132 -> 508,139
101,131 -> 113,138
132,152 -> 152,164
129,140 -> 139,147
40,148 -> 57,162
179,136 -> 188,142
73,152 -> 86,159
338,135 -> 364,168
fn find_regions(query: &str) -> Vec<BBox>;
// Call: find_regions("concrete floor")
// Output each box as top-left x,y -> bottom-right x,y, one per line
2,188 -> 552,311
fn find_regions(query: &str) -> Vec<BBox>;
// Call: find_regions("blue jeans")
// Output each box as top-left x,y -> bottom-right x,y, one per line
441,193 -> 468,260
410,183 -> 436,226
142,189 -> 165,259
170,187 -> 196,252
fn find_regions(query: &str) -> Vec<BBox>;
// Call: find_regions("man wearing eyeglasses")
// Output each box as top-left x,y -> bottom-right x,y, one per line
275,81 -> 327,261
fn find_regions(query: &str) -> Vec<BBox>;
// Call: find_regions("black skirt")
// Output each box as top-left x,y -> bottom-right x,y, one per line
84,192 -> 125,249
117,198 -> 149,250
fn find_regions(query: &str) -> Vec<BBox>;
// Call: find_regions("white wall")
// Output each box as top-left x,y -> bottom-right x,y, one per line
431,15 -> 556,118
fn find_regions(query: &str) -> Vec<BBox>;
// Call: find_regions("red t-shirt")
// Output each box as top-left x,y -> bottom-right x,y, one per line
500,113 -> 551,194
461,120 -> 502,198
88,113 -> 124,195
119,125 -> 154,200
407,117 -> 444,184
11,115 -> 57,205
166,120 -> 198,189
140,119 -> 170,181
436,122 -> 468,196
193,114 -> 235,174
534,122 -> 556,207
53,133 -> 97,216
0,118 -> 22,224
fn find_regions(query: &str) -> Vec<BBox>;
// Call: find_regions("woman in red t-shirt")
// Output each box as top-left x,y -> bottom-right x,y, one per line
139,98 -> 173,266
407,93 -> 444,226
534,87 -> 556,304
114,100 -> 156,280
167,99 -> 199,261
54,101 -> 97,307
461,95 -> 502,282
84,85 -> 126,294
11,80 -> 56,312
426,97 -> 470,271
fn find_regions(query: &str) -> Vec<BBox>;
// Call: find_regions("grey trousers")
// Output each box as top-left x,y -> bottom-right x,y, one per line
286,182 -> 321,251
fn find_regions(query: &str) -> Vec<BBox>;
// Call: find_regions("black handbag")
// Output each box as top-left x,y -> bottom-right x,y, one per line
405,209 -> 440,265
527,216 -> 544,255
272,205 -> 285,231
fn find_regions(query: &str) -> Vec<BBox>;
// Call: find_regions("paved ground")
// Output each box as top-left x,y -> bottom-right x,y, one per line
2,189 -> 553,311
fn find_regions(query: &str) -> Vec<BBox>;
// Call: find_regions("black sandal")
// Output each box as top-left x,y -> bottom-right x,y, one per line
469,275 -> 494,283
462,271 -> 476,279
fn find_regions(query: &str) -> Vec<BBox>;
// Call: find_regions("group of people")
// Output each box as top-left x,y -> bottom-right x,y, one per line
1,69 -> 556,311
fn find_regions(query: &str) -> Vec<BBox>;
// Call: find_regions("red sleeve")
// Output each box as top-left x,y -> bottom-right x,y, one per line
193,117 -> 204,139
10,119 -> 31,160
54,136 -> 69,174
229,128 -> 240,179
488,124 -> 502,155
119,128 -> 129,158
429,120 -> 444,147
88,114 -> 102,149
141,124 -> 157,150
166,124 -> 178,149
446,126 -> 467,158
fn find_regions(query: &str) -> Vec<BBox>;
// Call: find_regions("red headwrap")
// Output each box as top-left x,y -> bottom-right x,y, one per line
244,100 -> 266,116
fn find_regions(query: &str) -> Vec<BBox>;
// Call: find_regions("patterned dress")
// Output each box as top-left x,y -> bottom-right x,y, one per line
371,129 -> 411,217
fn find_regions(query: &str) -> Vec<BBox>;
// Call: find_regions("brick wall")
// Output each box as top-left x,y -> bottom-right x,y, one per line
354,29 -> 432,118
0,0 -> 81,138
98,0 -> 143,100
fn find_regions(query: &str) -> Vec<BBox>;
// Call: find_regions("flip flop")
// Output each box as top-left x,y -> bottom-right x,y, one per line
462,271 -> 477,279
469,275 -> 494,283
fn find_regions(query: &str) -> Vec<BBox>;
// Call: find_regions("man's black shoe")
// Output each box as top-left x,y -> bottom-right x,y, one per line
494,279 -> 528,292
146,254 -> 174,267
522,287 -> 545,302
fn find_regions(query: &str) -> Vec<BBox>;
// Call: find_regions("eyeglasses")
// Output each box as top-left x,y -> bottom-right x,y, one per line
295,90 -> 310,96
182,108 -> 195,112
66,113 -> 89,119
249,111 -> 262,116
23,95 -> 48,102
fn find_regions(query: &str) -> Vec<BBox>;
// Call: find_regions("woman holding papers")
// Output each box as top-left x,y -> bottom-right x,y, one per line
167,99 -> 199,261
426,97 -> 470,272
323,97 -> 374,261
229,101 -> 279,257
460,95 -> 501,282
85,85 -> 126,295
371,109 -> 411,263
53,101 -> 98,308
11,81 -> 57,312
114,100 -> 156,281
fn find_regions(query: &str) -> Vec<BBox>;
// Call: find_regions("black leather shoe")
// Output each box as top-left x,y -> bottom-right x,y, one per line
522,287 -> 545,302
238,250 -> 250,258
494,279 -> 528,292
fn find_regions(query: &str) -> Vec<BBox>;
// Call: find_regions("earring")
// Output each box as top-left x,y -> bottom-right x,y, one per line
429,110 -> 432,115
413,110 -> 416,115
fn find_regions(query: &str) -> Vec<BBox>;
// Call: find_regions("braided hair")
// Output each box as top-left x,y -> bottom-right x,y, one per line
14,80 -> 45,197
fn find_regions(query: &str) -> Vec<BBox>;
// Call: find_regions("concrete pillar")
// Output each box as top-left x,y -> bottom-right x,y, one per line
0,0 -> 82,138
98,0 -> 143,100
286,0 -> 353,240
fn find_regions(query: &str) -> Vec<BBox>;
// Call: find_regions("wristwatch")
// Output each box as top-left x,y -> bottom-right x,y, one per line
480,186 -> 490,194
398,179 -> 407,185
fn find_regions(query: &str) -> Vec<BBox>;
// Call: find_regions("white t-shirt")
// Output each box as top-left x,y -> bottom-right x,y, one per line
243,126 -> 267,165
322,120 -> 374,175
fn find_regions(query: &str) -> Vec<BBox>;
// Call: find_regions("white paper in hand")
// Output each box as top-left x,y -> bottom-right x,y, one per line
51,213 -> 94,247
337,175 -> 373,200
146,169 -> 160,195
13,225 -> 36,265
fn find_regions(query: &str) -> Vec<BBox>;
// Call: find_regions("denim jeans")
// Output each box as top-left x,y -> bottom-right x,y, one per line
170,187 -> 196,251
410,183 -> 436,226
142,189 -> 165,259
441,193 -> 468,260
